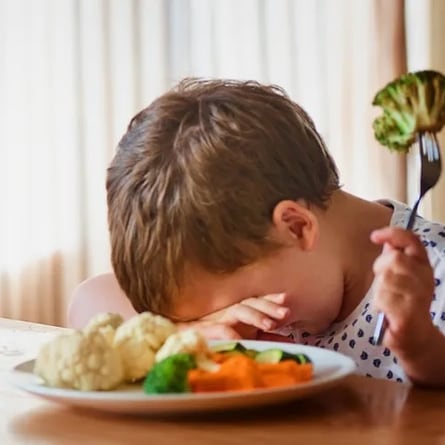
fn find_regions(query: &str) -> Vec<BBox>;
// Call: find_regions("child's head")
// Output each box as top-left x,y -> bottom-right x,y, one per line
107,78 -> 341,329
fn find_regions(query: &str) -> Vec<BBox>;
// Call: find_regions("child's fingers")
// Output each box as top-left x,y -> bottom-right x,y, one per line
375,269 -> 426,299
228,303 -> 278,331
260,293 -> 288,305
241,296 -> 290,320
373,288 -> 412,337
199,293 -> 291,333
373,248 -> 422,276
201,303 -> 276,330
373,287 -> 432,343
371,227 -> 428,261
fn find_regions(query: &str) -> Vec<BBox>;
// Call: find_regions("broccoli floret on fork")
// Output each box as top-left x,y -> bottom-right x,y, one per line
372,70 -> 445,152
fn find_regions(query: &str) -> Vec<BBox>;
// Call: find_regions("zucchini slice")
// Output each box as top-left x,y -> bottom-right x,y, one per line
244,349 -> 258,359
255,348 -> 311,364
211,342 -> 247,353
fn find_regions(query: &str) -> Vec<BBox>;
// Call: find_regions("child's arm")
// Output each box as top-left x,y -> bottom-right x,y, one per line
201,293 -> 290,332
181,293 -> 293,342
68,274 -> 292,342
371,226 -> 445,387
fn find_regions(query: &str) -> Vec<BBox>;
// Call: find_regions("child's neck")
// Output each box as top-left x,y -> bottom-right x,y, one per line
328,191 -> 394,322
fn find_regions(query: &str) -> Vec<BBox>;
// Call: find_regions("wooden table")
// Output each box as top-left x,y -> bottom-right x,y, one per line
1,318 -> 445,445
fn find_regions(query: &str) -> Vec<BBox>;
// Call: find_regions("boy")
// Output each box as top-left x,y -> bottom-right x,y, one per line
70,78 -> 445,386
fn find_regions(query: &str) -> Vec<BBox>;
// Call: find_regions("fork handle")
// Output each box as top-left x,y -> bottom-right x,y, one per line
372,202 -> 420,346
373,312 -> 387,345
405,199 -> 420,231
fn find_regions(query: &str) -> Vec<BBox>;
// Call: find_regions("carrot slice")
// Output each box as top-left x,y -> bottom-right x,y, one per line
189,355 -> 262,392
258,361 -> 313,387
258,360 -> 313,381
188,355 -> 313,393
209,352 -> 238,363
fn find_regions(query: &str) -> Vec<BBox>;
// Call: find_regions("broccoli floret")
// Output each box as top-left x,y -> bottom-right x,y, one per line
143,353 -> 196,394
373,113 -> 416,153
372,70 -> 445,152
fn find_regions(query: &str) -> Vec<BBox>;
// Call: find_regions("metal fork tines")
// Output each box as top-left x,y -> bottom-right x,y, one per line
373,132 -> 442,346
405,132 -> 442,230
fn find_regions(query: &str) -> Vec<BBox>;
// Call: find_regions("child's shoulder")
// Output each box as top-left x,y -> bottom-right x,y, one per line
382,198 -> 445,262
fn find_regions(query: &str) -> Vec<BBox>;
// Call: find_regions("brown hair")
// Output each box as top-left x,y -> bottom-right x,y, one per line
106,78 -> 340,314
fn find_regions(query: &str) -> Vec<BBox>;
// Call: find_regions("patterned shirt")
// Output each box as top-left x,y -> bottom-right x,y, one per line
279,199 -> 445,383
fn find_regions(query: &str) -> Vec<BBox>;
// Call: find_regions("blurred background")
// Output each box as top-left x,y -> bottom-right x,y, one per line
1,0 -> 445,326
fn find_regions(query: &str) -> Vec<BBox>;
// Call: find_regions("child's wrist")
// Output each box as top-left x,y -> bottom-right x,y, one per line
385,309 -> 431,351
390,317 -> 434,359
395,323 -> 445,387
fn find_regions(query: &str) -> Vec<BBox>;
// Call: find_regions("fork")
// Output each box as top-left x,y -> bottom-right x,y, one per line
372,131 -> 442,346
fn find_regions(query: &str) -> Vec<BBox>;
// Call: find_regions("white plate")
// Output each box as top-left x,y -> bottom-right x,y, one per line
8,340 -> 356,415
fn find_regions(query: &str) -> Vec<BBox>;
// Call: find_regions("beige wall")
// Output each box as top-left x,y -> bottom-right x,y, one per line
406,0 -> 445,223
429,0 -> 445,223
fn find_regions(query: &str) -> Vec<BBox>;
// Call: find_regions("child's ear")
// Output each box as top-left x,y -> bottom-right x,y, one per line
271,200 -> 319,250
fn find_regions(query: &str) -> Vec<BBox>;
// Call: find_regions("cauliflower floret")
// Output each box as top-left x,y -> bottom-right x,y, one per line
84,312 -> 124,345
34,330 -> 123,391
155,329 -> 217,371
113,312 -> 176,381
155,329 -> 209,361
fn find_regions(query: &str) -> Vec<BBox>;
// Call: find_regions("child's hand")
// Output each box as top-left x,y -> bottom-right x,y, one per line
371,226 -> 436,356
177,321 -> 244,340
203,293 -> 290,331
179,293 -> 291,340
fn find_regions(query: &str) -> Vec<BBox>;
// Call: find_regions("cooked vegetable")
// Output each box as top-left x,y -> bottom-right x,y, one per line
372,70 -> 445,152
245,349 -> 258,359
155,329 -> 210,362
143,353 -> 197,394
211,342 -> 257,359
34,330 -> 124,391
33,310 -> 314,395
188,354 -> 313,393
155,329 -> 218,372
113,312 -> 176,381
257,361 -> 313,388
373,113 -> 416,153
188,355 -> 262,392
83,312 -> 124,345
255,349 -> 311,365
211,342 -> 247,353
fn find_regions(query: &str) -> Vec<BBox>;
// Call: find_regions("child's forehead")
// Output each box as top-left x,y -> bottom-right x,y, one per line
170,265 -> 260,321
170,248 -> 299,321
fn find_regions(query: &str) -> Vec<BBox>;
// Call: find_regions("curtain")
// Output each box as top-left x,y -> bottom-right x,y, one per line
405,0 -> 445,222
0,0 -> 409,326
